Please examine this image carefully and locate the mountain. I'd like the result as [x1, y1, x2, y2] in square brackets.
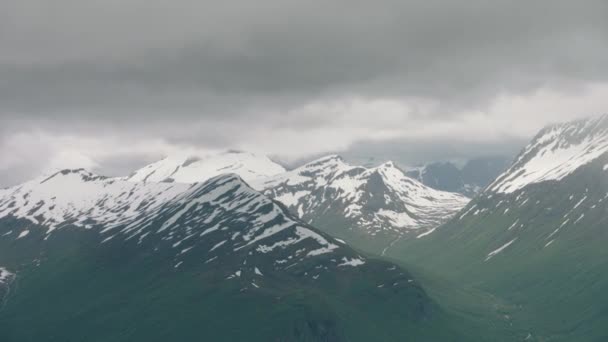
[125, 150, 286, 183]
[253, 156, 470, 255]
[389, 114, 608, 341]
[405, 156, 511, 197]
[0, 168, 470, 341]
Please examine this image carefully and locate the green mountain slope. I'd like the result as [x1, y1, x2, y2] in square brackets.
[0, 171, 475, 341]
[389, 115, 608, 341]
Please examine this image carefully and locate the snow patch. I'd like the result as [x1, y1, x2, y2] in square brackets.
[416, 227, 436, 238]
[485, 238, 517, 261]
[0, 267, 14, 283]
[210, 240, 227, 252]
[338, 257, 366, 267]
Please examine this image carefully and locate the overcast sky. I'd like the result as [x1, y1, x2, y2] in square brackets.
[1, 0, 607, 186]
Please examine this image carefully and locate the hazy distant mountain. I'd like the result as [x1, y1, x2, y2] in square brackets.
[391, 114, 608, 341]
[0, 168, 466, 341]
[254, 156, 469, 255]
[405, 156, 511, 197]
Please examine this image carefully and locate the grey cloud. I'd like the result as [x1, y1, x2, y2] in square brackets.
[1, 0, 607, 119]
[0, 0, 607, 186]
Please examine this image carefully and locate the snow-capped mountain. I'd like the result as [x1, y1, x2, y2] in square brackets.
[124, 153, 469, 255]
[390, 114, 608, 340]
[0, 169, 357, 273]
[0, 167, 452, 341]
[489, 114, 608, 194]
[125, 150, 286, 184]
[254, 155, 470, 254]
[397, 114, 608, 263]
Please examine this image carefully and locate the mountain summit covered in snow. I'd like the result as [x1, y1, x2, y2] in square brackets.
[254, 155, 470, 254]
[489, 114, 608, 194]
[125, 150, 286, 184]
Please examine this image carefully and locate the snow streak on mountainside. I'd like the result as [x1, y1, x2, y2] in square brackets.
[126, 151, 286, 184]
[0, 169, 361, 278]
[253, 155, 469, 251]
[490, 114, 608, 194]
[0, 268, 13, 284]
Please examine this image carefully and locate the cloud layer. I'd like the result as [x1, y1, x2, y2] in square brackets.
[1, 0, 607, 186]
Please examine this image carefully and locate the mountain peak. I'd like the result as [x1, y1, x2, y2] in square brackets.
[305, 154, 344, 166]
[126, 151, 286, 184]
[490, 114, 608, 194]
[257, 154, 469, 253]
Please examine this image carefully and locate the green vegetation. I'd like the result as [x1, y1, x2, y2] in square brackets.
[0, 219, 470, 342]
[388, 159, 608, 341]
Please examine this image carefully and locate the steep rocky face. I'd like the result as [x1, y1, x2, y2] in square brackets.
[254, 156, 469, 255]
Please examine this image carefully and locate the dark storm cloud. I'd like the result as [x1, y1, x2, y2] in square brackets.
[1, 0, 607, 118]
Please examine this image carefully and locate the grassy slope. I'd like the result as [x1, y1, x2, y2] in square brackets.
[0, 220, 469, 342]
[387, 160, 608, 341]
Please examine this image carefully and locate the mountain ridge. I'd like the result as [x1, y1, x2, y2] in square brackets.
[125, 150, 286, 184]
[489, 114, 608, 194]
[255, 155, 470, 254]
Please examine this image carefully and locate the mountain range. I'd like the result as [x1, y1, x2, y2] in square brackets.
[0, 169, 470, 341]
[0, 159, 487, 340]
[123, 152, 470, 255]
[1, 114, 606, 341]
[254, 156, 469, 255]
